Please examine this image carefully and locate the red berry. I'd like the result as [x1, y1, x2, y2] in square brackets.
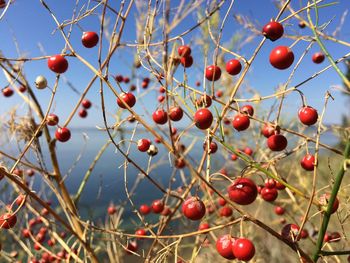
[267, 134, 288, 151]
[22, 228, 31, 238]
[137, 139, 151, 152]
[231, 154, 238, 161]
[275, 180, 287, 190]
[241, 105, 254, 116]
[300, 229, 309, 239]
[151, 200, 164, 214]
[178, 45, 191, 57]
[47, 55, 68, 74]
[205, 65, 221, 81]
[180, 56, 193, 67]
[161, 206, 171, 216]
[159, 86, 166, 93]
[82, 99, 92, 109]
[115, 75, 123, 82]
[232, 114, 250, 131]
[196, 94, 212, 108]
[19, 86, 27, 92]
[264, 178, 276, 189]
[157, 95, 165, 102]
[312, 52, 325, 64]
[135, 229, 146, 238]
[203, 141, 218, 154]
[26, 169, 35, 177]
[262, 21, 284, 41]
[174, 158, 186, 168]
[228, 178, 258, 205]
[169, 106, 183, 121]
[198, 222, 210, 231]
[299, 21, 306, 28]
[194, 108, 213, 130]
[117, 92, 136, 108]
[216, 235, 236, 260]
[274, 206, 285, 215]
[126, 241, 138, 254]
[232, 238, 255, 261]
[139, 204, 151, 215]
[182, 197, 206, 221]
[298, 106, 318, 126]
[152, 109, 168, 124]
[215, 90, 223, 97]
[244, 147, 253, 156]
[219, 206, 233, 217]
[78, 109, 88, 118]
[107, 205, 117, 215]
[195, 81, 201, 86]
[129, 85, 136, 91]
[47, 114, 59, 126]
[329, 232, 341, 242]
[226, 59, 242, 75]
[82, 32, 99, 48]
[218, 197, 227, 206]
[123, 77, 130, 83]
[15, 194, 25, 206]
[55, 127, 71, 142]
[261, 124, 280, 138]
[269, 46, 294, 70]
[324, 232, 331, 242]
[0, 213, 17, 229]
[281, 224, 300, 242]
[261, 187, 278, 202]
[319, 193, 339, 214]
[2, 87, 14, 97]
[301, 154, 315, 171]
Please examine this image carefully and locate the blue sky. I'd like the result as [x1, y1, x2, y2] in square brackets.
[0, 0, 349, 128]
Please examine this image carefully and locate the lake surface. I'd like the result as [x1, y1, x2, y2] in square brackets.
[0, 125, 342, 229]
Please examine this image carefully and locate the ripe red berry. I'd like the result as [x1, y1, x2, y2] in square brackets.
[2, 87, 14, 97]
[78, 109, 88, 118]
[151, 200, 164, 214]
[232, 114, 250, 131]
[262, 21, 284, 41]
[228, 178, 258, 205]
[312, 52, 325, 64]
[159, 86, 166, 93]
[22, 228, 31, 238]
[180, 56, 193, 67]
[107, 205, 117, 215]
[219, 206, 233, 217]
[300, 229, 309, 239]
[152, 109, 168, 124]
[231, 154, 238, 161]
[269, 46, 294, 70]
[241, 105, 254, 116]
[47, 114, 59, 126]
[264, 178, 276, 189]
[123, 77, 130, 83]
[137, 139, 151, 152]
[215, 90, 223, 97]
[301, 154, 315, 171]
[19, 86, 27, 92]
[82, 99, 92, 109]
[329, 232, 341, 242]
[135, 229, 146, 238]
[298, 106, 318, 126]
[261, 124, 280, 138]
[139, 204, 151, 215]
[281, 223, 300, 242]
[198, 222, 210, 231]
[216, 235, 236, 260]
[274, 206, 285, 215]
[0, 213, 17, 229]
[182, 197, 206, 221]
[232, 238, 255, 261]
[267, 134, 288, 151]
[26, 169, 35, 177]
[117, 92, 136, 108]
[169, 106, 183, 121]
[174, 158, 186, 168]
[55, 127, 71, 142]
[226, 59, 242, 75]
[319, 193, 339, 214]
[178, 45, 191, 57]
[244, 147, 253, 156]
[196, 94, 212, 108]
[261, 187, 278, 202]
[218, 197, 227, 206]
[47, 55, 68, 74]
[115, 75, 123, 82]
[205, 65, 221, 81]
[81, 32, 99, 48]
[275, 180, 287, 190]
[194, 108, 213, 130]
[161, 206, 171, 216]
[126, 241, 138, 254]
[203, 141, 218, 154]
[157, 95, 165, 103]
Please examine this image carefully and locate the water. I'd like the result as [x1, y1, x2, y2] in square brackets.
[0, 125, 341, 229]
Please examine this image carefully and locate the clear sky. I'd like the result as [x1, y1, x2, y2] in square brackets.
[0, 0, 349, 128]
